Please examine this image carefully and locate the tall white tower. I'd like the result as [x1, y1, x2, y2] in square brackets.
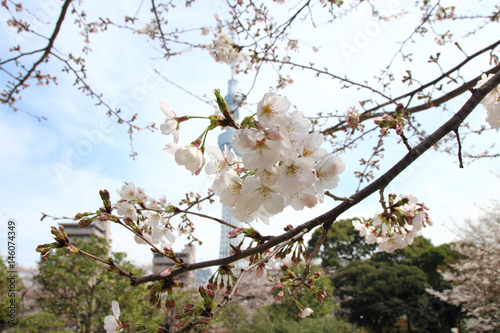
[218, 70, 245, 260]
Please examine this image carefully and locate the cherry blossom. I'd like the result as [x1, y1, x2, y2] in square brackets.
[256, 92, 291, 128]
[353, 193, 433, 253]
[345, 108, 360, 129]
[204, 145, 237, 176]
[159, 101, 181, 143]
[427, 207, 500, 331]
[278, 157, 317, 196]
[212, 169, 243, 207]
[314, 155, 346, 202]
[103, 301, 123, 333]
[280, 111, 310, 144]
[476, 73, 500, 106]
[164, 142, 205, 175]
[236, 176, 285, 216]
[475, 73, 500, 129]
[161, 91, 346, 224]
[206, 30, 248, 65]
[486, 103, 500, 129]
[118, 182, 137, 201]
[299, 307, 314, 318]
[133, 212, 176, 246]
[116, 202, 137, 221]
[296, 132, 327, 161]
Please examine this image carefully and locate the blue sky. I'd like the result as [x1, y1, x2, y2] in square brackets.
[1, 0, 499, 270]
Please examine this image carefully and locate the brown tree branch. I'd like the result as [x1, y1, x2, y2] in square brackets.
[2, 0, 72, 105]
[322, 63, 500, 135]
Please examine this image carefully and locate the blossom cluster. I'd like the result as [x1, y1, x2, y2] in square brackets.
[475, 73, 500, 129]
[205, 30, 248, 65]
[344, 107, 360, 130]
[352, 193, 433, 253]
[161, 92, 345, 224]
[114, 182, 176, 246]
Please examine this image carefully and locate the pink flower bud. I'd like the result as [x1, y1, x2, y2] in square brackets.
[182, 303, 195, 311]
[256, 263, 267, 278]
[228, 227, 244, 239]
[165, 298, 176, 310]
[160, 267, 173, 277]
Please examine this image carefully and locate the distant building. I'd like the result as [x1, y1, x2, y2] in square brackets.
[218, 71, 245, 263]
[152, 244, 196, 289]
[58, 220, 110, 242]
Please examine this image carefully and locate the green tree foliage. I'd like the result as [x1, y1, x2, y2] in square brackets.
[245, 306, 366, 333]
[308, 219, 376, 269]
[273, 264, 336, 318]
[213, 264, 366, 333]
[1, 257, 12, 330]
[371, 237, 463, 331]
[34, 236, 162, 333]
[312, 220, 464, 332]
[10, 312, 65, 333]
[332, 260, 428, 333]
[371, 236, 435, 265]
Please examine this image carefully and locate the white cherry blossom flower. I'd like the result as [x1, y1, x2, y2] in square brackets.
[345, 108, 360, 129]
[164, 142, 205, 175]
[201, 26, 210, 36]
[162, 90, 349, 225]
[474, 73, 500, 129]
[296, 132, 327, 161]
[378, 234, 407, 253]
[212, 169, 243, 207]
[205, 145, 237, 176]
[281, 111, 310, 143]
[256, 165, 280, 186]
[135, 187, 148, 203]
[354, 194, 433, 252]
[257, 92, 291, 128]
[119, 182, 137, 200]
[103, 301, 123, 333]
[299, 307, 314, 318]
[277, 157, 317, 196]
[116, 202, 137, 221]
[475, 73, 500, 106]
[228, 205, 272, 224]
[236, 176, 284, 216]
[287, 185, 318, 210]
[159, 101, 180, 143]
[314, 155, 346, 202]
[486, 103, 500, 129]
[241, 136, 282, 170]
[352, 220, 371, 238]
[134, 212, 177, 246]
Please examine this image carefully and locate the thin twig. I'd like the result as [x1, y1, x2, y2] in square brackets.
[2, 0, 72, 105]
[290, 226, 329, 301]
[179, 210, 237, 229]
[77, 249, 134, 279]
[400, 133, 413, 152]
[454, 128, 464, 168]
[324, 191, 354, 203]
[174, 230, 308, 332]
[379, 188, 388, 214]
